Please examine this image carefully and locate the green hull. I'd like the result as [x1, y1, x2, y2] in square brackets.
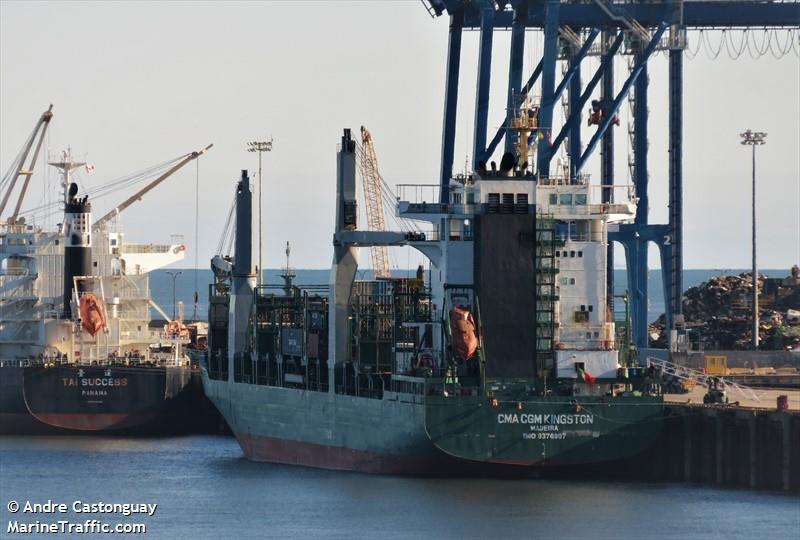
[425, 394, 663, 465]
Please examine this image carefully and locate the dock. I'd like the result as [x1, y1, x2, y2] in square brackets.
[637, 390, 800, 492]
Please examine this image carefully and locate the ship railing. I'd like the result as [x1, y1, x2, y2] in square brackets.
[0, 277, 37, 299]
[0, 355, 71, 368]
[352, 371, 385, 400]
[390, 227, 440, 242]
[67, 356, 185, 368]
[548, 203, 636, 218]
[0, 223, 41, 235]
[396, 184, 439, 205]
[0, 354, 187, 368]
[537, 174, 590, 186]
[154, 355, 190, 368]
[555, 339, 617, 351]
[119, 243, 177, 254]
[0, 267, 35, 277]
[398, 201, 482, 217]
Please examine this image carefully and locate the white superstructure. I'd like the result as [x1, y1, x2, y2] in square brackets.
[391, 146, 638, 385]
[0, 151, 187, 363]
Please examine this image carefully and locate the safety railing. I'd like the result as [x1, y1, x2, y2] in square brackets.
[396, 184, 440, 205]
[120, 243, 178, 254]
[537, 174, 590, 186]
[549, 202, 636, 218]
[0, 355, 189, 368]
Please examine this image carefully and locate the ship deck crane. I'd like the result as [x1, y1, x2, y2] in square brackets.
[357, 126, 391, 279]
[92, 144, 213, 231]
[0, 104, 54, 223]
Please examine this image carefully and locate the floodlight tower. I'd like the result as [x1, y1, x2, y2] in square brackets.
[740, 129, 767, 350]
[247, 138, 273, 285]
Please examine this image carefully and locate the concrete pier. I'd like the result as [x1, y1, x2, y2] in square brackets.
[642, 404, 800, 492]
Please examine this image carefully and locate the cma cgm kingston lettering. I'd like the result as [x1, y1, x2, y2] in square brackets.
[200, 121, 665, 475]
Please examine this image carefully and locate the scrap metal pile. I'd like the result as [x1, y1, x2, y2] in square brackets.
[649, 266, 800, 350]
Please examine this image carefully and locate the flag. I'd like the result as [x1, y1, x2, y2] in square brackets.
[85, 164, 95, 173]
[577, 367, 597, 385]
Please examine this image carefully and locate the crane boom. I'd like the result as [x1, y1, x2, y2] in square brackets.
[0, 104, 54, 222]
[358, 126, 391, 279]
[93, 143, 212, 231]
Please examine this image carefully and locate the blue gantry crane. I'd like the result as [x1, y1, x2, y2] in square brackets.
[423, 0, 800, 352]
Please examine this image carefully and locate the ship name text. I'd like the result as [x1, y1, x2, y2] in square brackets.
[496, 413, 594, 425]
[61, 377, 128, 387]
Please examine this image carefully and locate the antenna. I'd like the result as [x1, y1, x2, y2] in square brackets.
[280, 240, 295, 295]
[247, 138, 274, 287]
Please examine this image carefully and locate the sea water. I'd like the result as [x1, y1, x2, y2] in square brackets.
[0, 435, 797, 540]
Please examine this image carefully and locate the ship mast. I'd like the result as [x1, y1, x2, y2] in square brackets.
[47, 149, 86, 227]
[280, 241, 295, 295]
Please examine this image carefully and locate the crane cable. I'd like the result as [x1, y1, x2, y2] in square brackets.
[17, 154, 187, 222]
[354, 141, 428, 275]
[216, 194, 236, 257]
[193, 157, 200, 320]
[686, 28, 798, 61]
[0, 122, 40, 202]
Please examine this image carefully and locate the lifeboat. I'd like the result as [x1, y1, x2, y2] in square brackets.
[79, 293, 107, 337]
[449, 306, 479, 361]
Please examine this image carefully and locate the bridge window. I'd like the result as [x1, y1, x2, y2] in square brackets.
[549, 194, 557, 205]
[555, 221, 577, 241]
[559, 193, 573, 205]
[574, 194, 587, 205]
[574, 311, 589, 323]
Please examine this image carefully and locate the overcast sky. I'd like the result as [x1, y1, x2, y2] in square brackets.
[1, 1, 798, 271]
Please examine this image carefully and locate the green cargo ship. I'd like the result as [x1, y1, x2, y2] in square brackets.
[200, 124, 664, 474]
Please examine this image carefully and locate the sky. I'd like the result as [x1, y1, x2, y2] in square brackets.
[1, 1, 798, 271]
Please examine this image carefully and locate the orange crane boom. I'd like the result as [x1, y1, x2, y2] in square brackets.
[358, 127, 391, 279]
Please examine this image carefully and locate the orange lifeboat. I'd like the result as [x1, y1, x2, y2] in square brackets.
[449, 306, 479, 361]
[79, 293, 107, 337]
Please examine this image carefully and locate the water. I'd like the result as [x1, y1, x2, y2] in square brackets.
[0, 436, 797, 540]
[150, 268, 793, 324]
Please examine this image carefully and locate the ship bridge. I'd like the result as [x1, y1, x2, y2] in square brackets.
[423, 0, 800, 352]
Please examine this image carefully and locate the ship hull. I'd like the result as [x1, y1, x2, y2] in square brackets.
[424, 394, 663, 466]
[0, 364, 194, 434]
[202, 370, 663, 475]
[0, 366, 61, 434]
[203, 372, 452, 475]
